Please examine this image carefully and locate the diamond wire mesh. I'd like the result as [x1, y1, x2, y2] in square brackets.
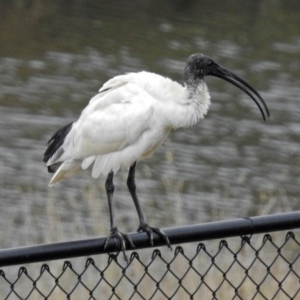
[1, 231, 300, 300]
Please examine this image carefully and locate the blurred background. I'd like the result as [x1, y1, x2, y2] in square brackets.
[0, 0, 300, 251]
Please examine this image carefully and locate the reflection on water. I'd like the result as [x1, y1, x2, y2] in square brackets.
[0, 1, 300, 249]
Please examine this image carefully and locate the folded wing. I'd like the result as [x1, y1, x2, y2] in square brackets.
[44, 79, 156, 185]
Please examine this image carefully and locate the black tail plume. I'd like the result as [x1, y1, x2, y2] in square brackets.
[43, 122, 74, 171]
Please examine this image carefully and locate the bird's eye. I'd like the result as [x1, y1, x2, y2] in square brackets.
[207, 60, 212, 66]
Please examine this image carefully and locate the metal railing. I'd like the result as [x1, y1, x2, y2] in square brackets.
[1, 211, 300, 299]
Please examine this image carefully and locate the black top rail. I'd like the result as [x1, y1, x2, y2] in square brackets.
[1, 211, 300, 267]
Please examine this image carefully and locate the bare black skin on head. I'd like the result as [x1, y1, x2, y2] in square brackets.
[184, 53, 270, 120]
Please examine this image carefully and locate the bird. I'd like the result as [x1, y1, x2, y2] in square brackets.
[43, 53, 270, 261]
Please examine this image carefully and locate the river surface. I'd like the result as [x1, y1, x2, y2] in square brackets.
[0, 1, 300, 249]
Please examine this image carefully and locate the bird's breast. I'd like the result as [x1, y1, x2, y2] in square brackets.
[140, 128, 171, 159]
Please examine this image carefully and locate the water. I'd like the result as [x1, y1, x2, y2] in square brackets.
[0, 1, 300, 250]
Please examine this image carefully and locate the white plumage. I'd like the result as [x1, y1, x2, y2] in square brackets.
[47, 71, 210, 185]
[44, 54, 269, 259]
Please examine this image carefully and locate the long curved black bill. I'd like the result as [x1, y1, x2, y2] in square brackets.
[211, 65, 270, 121]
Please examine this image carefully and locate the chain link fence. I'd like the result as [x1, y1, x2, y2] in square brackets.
[1, 230, 300, 300]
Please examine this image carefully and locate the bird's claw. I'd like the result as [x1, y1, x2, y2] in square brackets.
[137, 224, 172, 250]
[104, 227, 135, 263]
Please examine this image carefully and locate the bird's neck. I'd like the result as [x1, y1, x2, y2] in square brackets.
[171, 81, 211, 129]
[160, 81, 210, 130]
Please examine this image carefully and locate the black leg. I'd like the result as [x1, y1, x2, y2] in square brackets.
[127, 162, 171, 249]
[105, 172, 116, 229]
[104, 172, 134, 263]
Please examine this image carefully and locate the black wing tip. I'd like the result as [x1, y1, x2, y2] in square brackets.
[47, 166, 55, 173]
[43, 121, 74, 164]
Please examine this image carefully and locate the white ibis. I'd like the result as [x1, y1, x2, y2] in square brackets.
[43, 54, 269, 261]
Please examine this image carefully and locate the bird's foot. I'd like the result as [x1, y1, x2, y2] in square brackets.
[137, 223, 172, 250]
[104, 227, 135, 263]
